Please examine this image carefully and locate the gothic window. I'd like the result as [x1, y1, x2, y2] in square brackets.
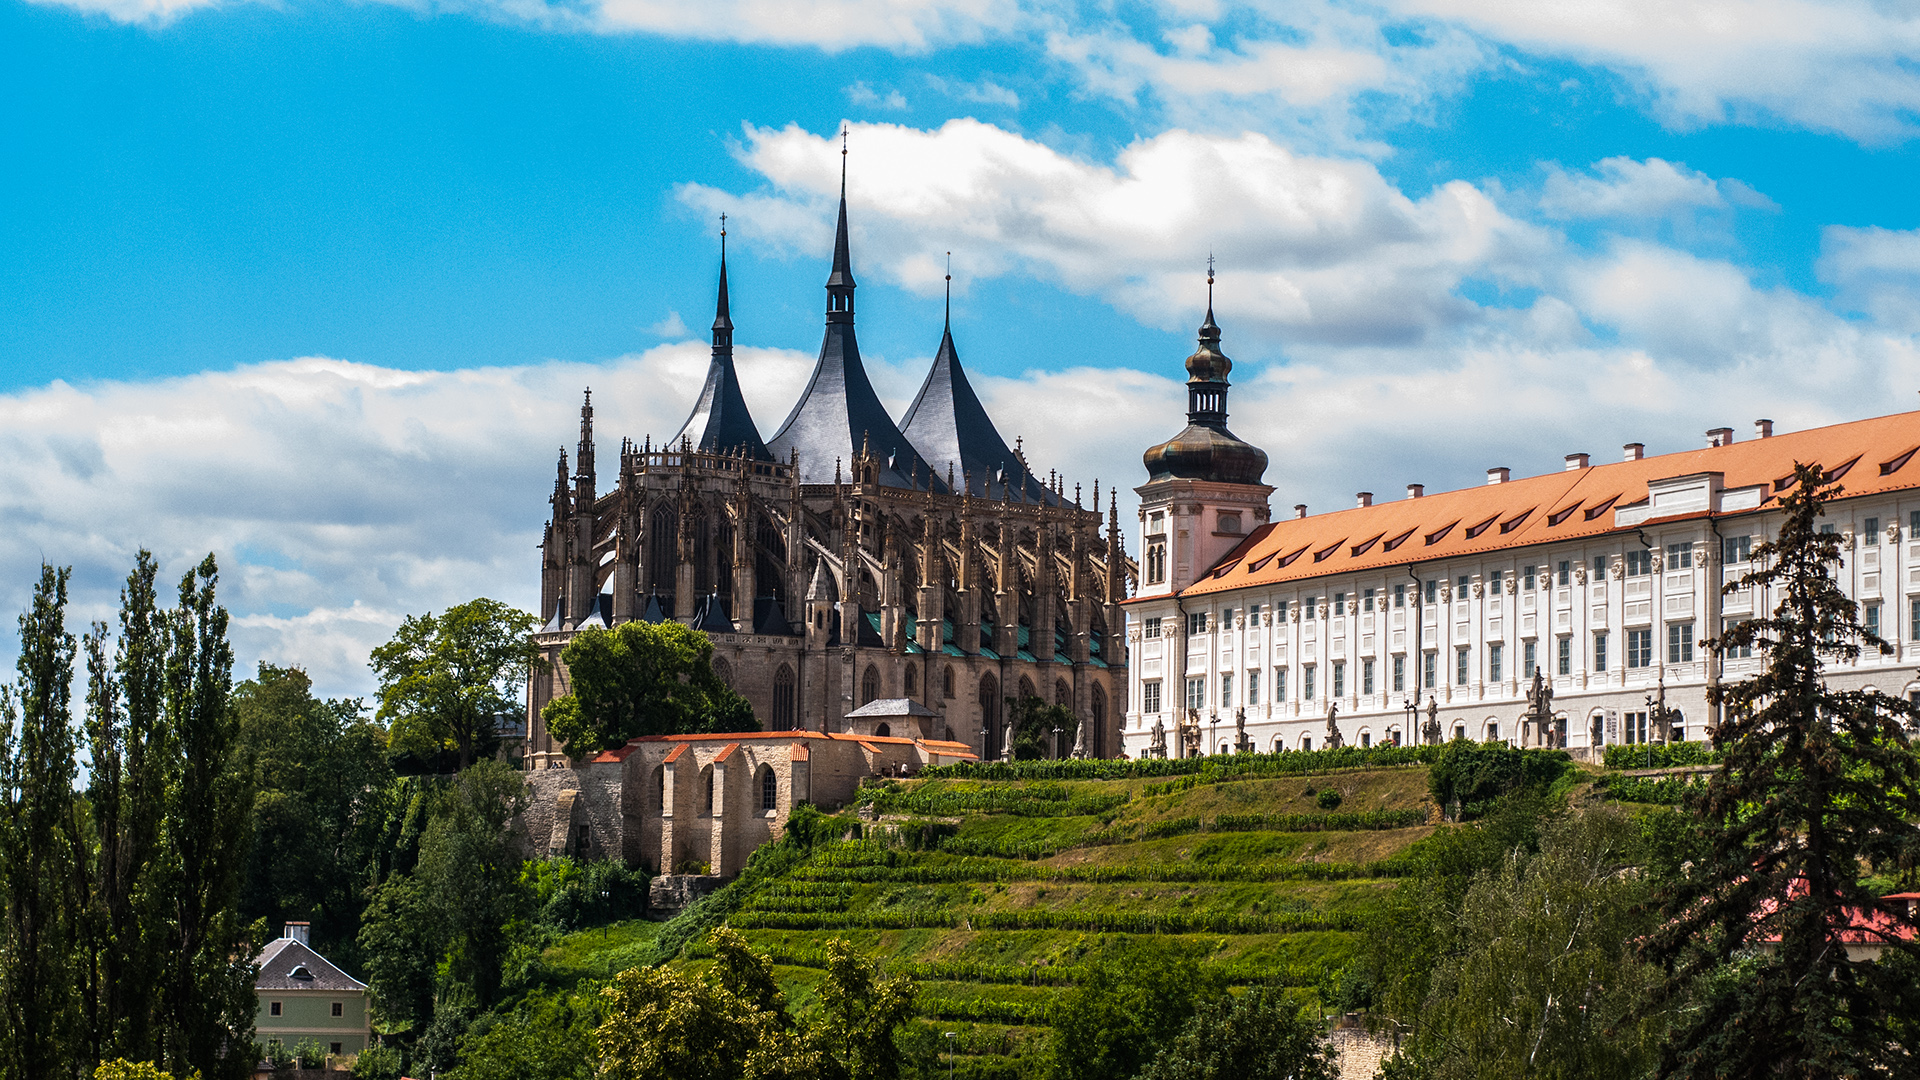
[1019, 676, 1037, 704]
[862, 666, 880, 705]
[715, 518, 735, 605]
[1146, 541, 1167, 585]
[979, 674, 1000, 754]
[876, 723, 891, 738]
[1055, 679, 1070, 706]
[942, 666, 955, 699]
[758, 765, 777, 812]
[1090, 683, 1107, 757]
[904, 666, 918, 695]
[693, 512, 712, 597]
[757, 516, 787, 604]
[652, 765, 665, 812]
[772, 665, 796, 729]
[713, 656, 732, 689]
[648, 504, 678, 596]
[700, 766, 714, 816]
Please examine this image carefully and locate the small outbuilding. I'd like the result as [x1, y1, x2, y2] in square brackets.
[253, 922, 371, 1062]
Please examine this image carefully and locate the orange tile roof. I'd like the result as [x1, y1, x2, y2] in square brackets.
[789, 742, 810, 761]
[712, 742, 741, 763]
[1165, 409, 1920, 599]
[591, 729, 979, 761]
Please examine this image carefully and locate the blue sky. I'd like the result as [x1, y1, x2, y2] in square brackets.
[9, 0, 1920, 696]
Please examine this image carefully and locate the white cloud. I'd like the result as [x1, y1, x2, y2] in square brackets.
[1539, 157, 1730, 220]
[1819, 224, 1920, 331]
[682, 119, 1552, 348]
[648, 310, 689, 337]
[848, 82, 911, 109]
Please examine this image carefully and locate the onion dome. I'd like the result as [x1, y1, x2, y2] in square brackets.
[1143, 291, 1268, 486]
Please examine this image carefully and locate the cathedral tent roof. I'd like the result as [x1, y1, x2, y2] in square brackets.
[900, 321, 1051, 502]
[767, 177, 945, 491]
[672, 246, 772, 460]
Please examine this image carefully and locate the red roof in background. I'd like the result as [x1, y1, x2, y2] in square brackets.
[586, 729, 979, 763]
[1752, 881, 1919, 946]
[1168, 409, 1920, 599]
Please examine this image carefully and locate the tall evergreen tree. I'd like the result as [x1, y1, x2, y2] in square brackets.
[153, 556, 256, 1080]
[0, 564, 83, 1079]
[1642, 463, 1920, 1078]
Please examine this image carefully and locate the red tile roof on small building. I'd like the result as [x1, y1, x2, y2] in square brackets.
[1156, 409, 1920, 600]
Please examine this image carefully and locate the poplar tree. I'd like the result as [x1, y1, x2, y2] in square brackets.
[1642, 463, 1920, 1078]
[0, 564, 83, 1079]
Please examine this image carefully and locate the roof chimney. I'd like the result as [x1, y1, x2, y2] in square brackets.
[1486, 467, 1510, 485]
[1623, 442, 1644, 462]
[283, 922, 310, 946]
[1293, 504, 1307, 520]
[1356, 492, 1373, 508]
[1755, 418, 1774, 439]
[1707, 427, 1734, 447]
[1564, 453, 1589, 471]
[1406, 483, 1424, 499]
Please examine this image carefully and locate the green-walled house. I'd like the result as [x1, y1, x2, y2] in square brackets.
[253, 922, 370, 1061]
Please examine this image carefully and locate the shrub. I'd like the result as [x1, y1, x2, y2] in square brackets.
[1426, 741, 1574, 819]
[351, 1046, 405, 1080]
[1601, 741, 1721, 769]
[1315, 789, 1343, 811]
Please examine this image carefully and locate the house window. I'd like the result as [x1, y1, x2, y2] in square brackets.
[1627, 628, 1653, 668]
[331, 1002, 343, 1018]
[1557, 637, 1571, 676]
[1142, 681, 1162, 714]
[1455, 647, 1469, 685]
[1593, 632, 1608, 671]
[943, 667, 955, 699]
[330, 1043, 342, 1057]
[1248, 603, 1262, 621]
[1592, 555, 1607, 578]
[1363, 587, 1376, 611]
[1425, 579, 1439, 604]
[1144, 617, 1162, 639]
[1275, 667, 1288, 701]
[1146, 541, 1166, 585]
[1556, 561, 1570, 587]
[1185, 677, 1206, 711]
[1247, 670, 1260, 705]
[1332, 662, 1346, 698]
[1623, 711, 1648, 744]
[1523, 641, 1537, 678]
[861, 665, 879, 705]
[1392, 655, 1405, 693]
[1866, 603, 1883, 637]
[1668, 623, 1694, 663]
[1362, 659, 1375, 695]
[1422, 652, 1436, 690]
[1221, 673, 1234, 709]
[1333, 593, 1346, 616]
[1626, 549, 1651, 577]
[1488, 644, 1502, 683]
[1221, 607, 1236, 627]
[1722, 619, 1752, 659]
[270, 1002, 282, 1017]
[1275, 599, 1289, 620]
[1490, 570, 1503, 591]
[1187, 612, 1208, 636]
[1361, 731, 1372, 748]
[1304, 666, 1317, 701]
[1486, 722, 1500, 742]
[1722, 536, 1751, 565]
[1667, 543, 1693, 569]
[1393, 584, 1406, 608]
[1911, 510, 1920, 534]
[1865, 518, 1881, 544]
[1524, 566, 1537, 591]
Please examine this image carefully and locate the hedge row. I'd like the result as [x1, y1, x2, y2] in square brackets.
[729, 910, 960, 931]
[917, 996, 1051, 1024]
[1603, 742, 1722, 769]
[1600, 774, 1707, 805]
[791, 855, 1412, 885]
[863, 781, 1132, 819]
[934, 809, 1427, 858]
[966, 909, 1356, 935]
[921, 745, 1444, 783]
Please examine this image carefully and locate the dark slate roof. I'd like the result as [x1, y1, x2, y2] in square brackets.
[255, 937, 367, 992]
[692, 593, 735, 634]
[899, 321, 1051, 503]
[641, 594, 669, 624]
[672, 254, 772, 460]
[767, 187, 946, 491]
[751, 596, 797, 636]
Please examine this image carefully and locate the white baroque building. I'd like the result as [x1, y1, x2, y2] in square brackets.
[1123, 298, 1920, 760]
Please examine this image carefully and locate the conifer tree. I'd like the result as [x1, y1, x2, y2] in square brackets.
[1642, 463, 1920, 1078]
[0, 564, 84, 1079]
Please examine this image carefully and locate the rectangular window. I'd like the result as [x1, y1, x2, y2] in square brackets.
[1593, 555, 1607, 578]
[1247, 670, 1260, 705]
[1304, 597, 1318, 617]
[1142, 681, 1162, 713]
[1821, 524, 1837, 534]
[1866, 603, 1882, 637]
[1457, 574, 1470, 594]
[1722, 619, 1752, 659]
[1524, 566, 1537, 590]
[1627, 628, 1653, 668]
[1275, 599, 1289, 620]
[1143, 617, 1162, 639]
[1524, 641, 1537, 678]
[1248, 603, 1261, 621]
[1188, 612, 1208, 636]
[1668, 623, 1694, 663]
[1146, 540, 1166, 585]
[1423, 652, 1437, 689]
[1425, 579, 1439, 604]
[1623, 711, 1647, 745]
[1667, 543, 1693, 569]
[331, 1002, 344, 1018]
[1363, 587, 1376, 611]
[1303, 666, 1317, 701]
[1722, 535, 1751, 565]
[1556, 561, 1570, 586]
[1865, 518, 1881, 544]
[1275, 667, 1287, 701]
[1911, 510, 1920, 534]
[1490, 569, 1504, 591]
[1333, 662, 1346, 697]
[1392, 655, 1406, 693]
[1557, 636, 1572, 676]
[1221, 673, 1234, 709]
[1488, 643, 1503, 683]
[1626, 549, 1651, 576]
[1186, 677, 1206, 711]
[1362, 659, 1376, 695]
[1393, 583, 1406, 608]
[270, 1002, 282, 1017]
[1333, 593, 1346, 616]
[1593, 632, 1608, 671]
[1456, 647, 1470, 685]
[1913, 597, 1920, 641]
[1221, 607, 1236, 628]
[331, 1043, 343, 1056]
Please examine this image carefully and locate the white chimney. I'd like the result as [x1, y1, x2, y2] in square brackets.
[1564, 453, 1589, 471]
[1356, 492, 1373, 508]
[1293, 504, 1308, 520]
[283, 922, 310, 946]
[1624, 442, 1645, 462]
[1406, 483, 1424, 499]
[1755, 418, 1774, 439]
[1707, 427, 1734, 447]
[1486, 467, 1510, 485]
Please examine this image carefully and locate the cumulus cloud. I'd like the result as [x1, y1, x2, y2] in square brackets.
[1819, 225, 1920, 331]
[1539, 157, 1731, 220]
[682, 119, 1552, 349]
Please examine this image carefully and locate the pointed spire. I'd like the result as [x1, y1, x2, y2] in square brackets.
[825, 126, 856, 309]
[671, 222, 770, 460]
[575, 390, 596, 503]
[713, 214, 733, 345]
[944, 251, 952, 331]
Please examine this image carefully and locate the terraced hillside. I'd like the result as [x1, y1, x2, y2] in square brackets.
[656, 748, 1491, 1080]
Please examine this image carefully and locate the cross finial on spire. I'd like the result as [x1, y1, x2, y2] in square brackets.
[944, 251, 952, 326]
[720, 212, 727, 251]
[840, 125, 849, 192]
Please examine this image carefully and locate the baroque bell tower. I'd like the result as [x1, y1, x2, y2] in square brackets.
[1137, 268, 1273, 600]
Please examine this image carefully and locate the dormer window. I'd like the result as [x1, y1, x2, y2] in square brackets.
[290, 965, 313, 981]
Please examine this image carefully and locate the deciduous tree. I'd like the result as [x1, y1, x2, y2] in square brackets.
[542, 620, 751, 755]
[1137, 984, 1335, 1080]
[370, 599, 540, 771]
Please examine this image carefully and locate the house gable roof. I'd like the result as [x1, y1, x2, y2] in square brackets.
[254, 937, 367, 993]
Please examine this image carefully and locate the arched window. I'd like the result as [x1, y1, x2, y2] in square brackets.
[773, 665, 796, 730]
[943, 666, 955, 699]
[1019, 676, 1037, 703]
[713, 656, 733, 689]
[692, 510, 712, 597]
[979, 674, 1000, 756]
[758, 764, 777, 812]
[1359, 730, 1372, 748]
[1091, 684, 1107, 757]
[862, 666, 880, 705]
[648, 504, 678, 596]
[652, 765, 665, 812]
[1589, 711, 1604, 748]
[1669, 709, 1686, 743]
[700, 766, 715, 816]
[905, 666, 918, 695]
[1453, 723, 1466, 741]
[1485, 721, 1500, 742]
[1300, 735, 1313, 751]
[876, 723, 891, 738]
[1055, 679, 1071, 706]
